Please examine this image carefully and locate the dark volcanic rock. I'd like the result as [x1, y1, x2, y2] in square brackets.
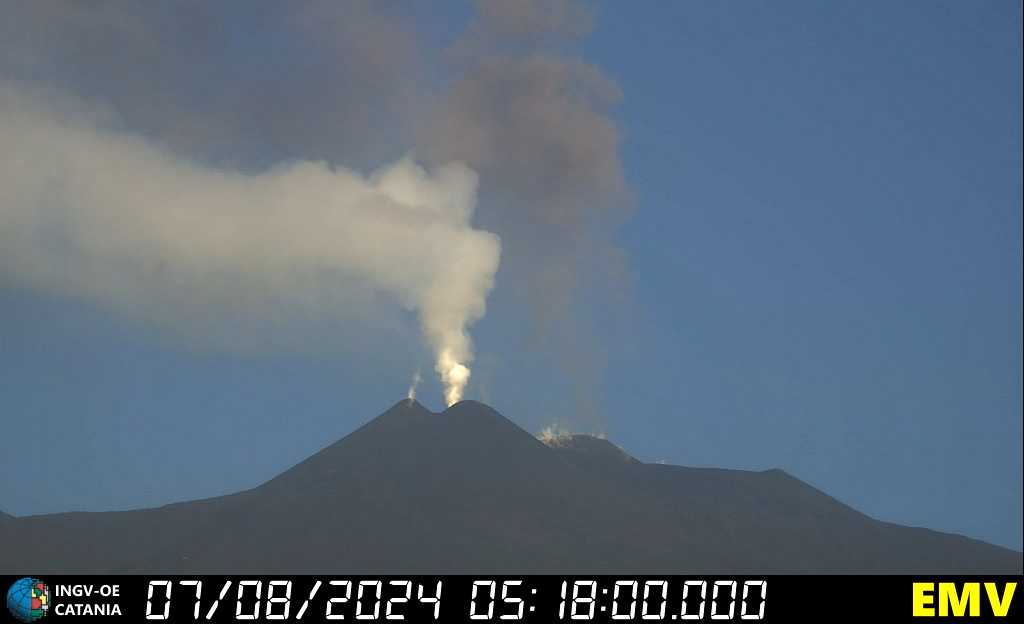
[1, 400, 1020, 573]
[549, 434, 639, 466]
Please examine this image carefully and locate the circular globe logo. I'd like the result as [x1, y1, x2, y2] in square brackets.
[6, 577, 50, 623]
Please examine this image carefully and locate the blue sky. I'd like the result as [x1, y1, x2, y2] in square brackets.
[1, 1, 1020, 550]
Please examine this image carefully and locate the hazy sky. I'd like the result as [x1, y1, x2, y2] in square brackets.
[1, 1, 1020, 550]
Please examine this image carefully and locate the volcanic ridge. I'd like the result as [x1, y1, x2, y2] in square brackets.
[1, 400, 1019, 573]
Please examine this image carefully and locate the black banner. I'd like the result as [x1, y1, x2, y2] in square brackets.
[2, 575, 1020, 624]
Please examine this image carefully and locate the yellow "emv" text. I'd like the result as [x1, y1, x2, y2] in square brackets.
[912, 582, 1016, 617]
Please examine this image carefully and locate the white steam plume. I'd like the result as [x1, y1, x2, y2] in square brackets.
[0, 82, 500, 405]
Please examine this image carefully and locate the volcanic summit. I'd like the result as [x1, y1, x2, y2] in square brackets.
[1, 400, 1019, 573]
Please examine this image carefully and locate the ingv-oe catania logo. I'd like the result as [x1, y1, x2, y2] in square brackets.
[6, 577, 50, 623]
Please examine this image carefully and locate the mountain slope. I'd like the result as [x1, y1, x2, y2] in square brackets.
[1, 401, 1020, 573]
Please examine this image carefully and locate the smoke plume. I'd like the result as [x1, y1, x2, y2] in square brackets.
[0, 0, 633, 414]
[419, 0, 632, 423]
[0, 83, 499, 405]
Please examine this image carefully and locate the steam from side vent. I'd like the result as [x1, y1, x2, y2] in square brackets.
[0, 82, 501, 405]
[538, 425, 574, 447]
[538, 425, 609, 448]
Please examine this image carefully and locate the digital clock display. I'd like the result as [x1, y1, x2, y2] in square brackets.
[142, 576, 767, 622]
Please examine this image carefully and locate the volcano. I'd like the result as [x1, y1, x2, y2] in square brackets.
[1, 400, 1020, 573]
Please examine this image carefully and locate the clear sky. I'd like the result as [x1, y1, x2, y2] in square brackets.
[1, 1, 1021, 550]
